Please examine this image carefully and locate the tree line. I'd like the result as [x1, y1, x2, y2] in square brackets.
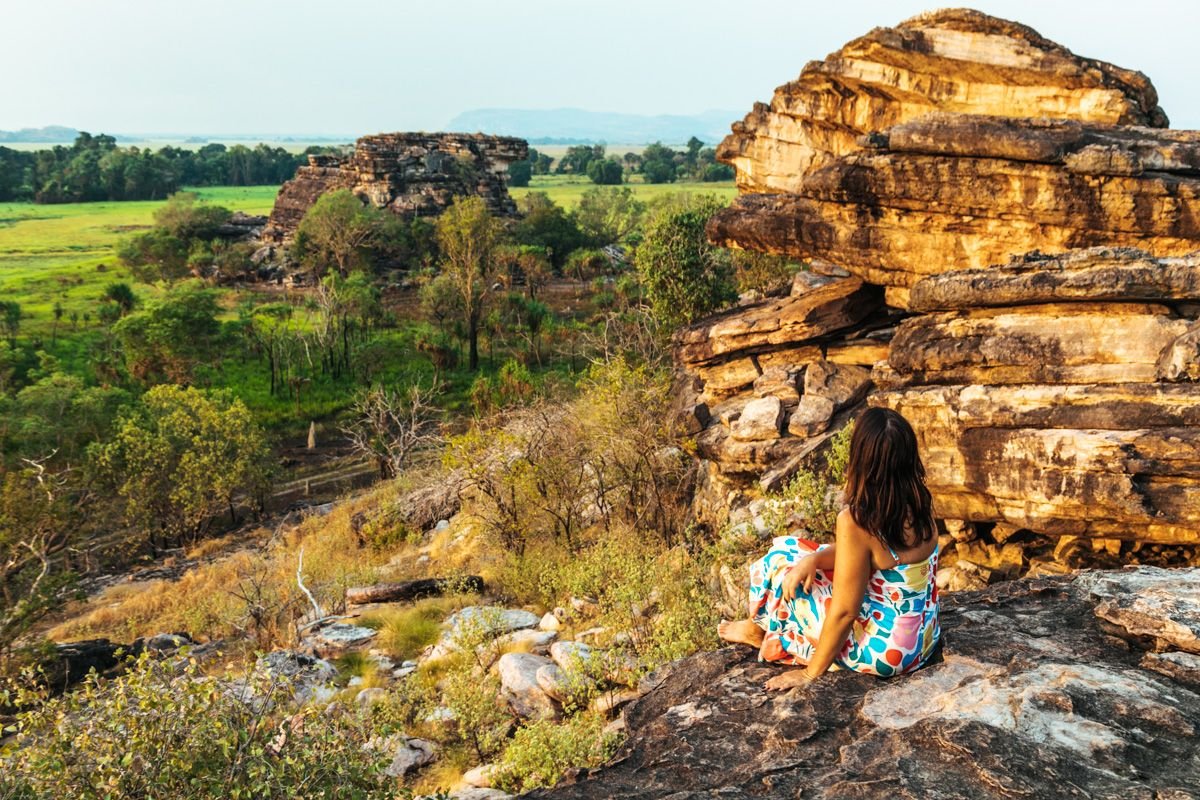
[0, 132, 342, 203]
[507, 138, 735, 187]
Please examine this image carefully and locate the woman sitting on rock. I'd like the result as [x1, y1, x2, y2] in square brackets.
[718, 406, 941, 689]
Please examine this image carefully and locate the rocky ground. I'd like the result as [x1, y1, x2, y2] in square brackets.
[530, 567, 1200, 800]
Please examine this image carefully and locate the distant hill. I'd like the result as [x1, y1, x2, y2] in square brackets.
[0, 125, 81, 143]
[445, 108, 739, 146]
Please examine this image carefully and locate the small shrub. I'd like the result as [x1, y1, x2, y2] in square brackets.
[1, 653, 392, 799]
[767, 420, 854, 541]
[359, 598, 457, 661]
[440, 663, 512, 762]
[491, 713, 621, 793]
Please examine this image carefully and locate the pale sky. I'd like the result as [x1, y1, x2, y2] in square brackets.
[2, 0, 1198, 136]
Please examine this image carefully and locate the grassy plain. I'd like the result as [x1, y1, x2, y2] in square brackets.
[0, 186, 279, 336]
[511, 174, 736, 209]
[0, 178, 736, 433]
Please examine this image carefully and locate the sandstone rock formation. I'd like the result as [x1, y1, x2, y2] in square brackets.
[679, 9, 1200, 557]
[530, 567, 1200, 800]
[260, 132, 528, 245]
[707, 9, 1200, 297]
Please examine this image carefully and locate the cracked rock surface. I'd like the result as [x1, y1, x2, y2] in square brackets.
[529, 568, 1200, 799]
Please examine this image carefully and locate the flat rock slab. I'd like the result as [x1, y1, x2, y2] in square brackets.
[1077, 567, 1200, 653]
[527, 568, 1200, 800]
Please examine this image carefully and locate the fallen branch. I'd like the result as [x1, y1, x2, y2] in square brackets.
[345, 575, 485, 606]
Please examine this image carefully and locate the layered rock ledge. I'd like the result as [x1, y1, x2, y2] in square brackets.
[531, 567, 1200, 800]
[706, 9, 1200, 295]
[261, 132, 528, 245]
[679, 9, 1200, 557]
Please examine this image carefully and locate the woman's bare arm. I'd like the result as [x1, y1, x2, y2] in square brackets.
[802, 510, 871, 679]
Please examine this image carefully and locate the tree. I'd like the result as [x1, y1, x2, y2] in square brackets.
[291, 189, 406, 277]
[574, 186, 645, 246]
[112, 284, 222, 383]
[555, 144, 604, 175]
[508, 159, 532, 188]
[102, 282, 138, 316]
[341, 383, 443, 479]
[586, 158, 623, 186]
[635, 196, 737, 328]
[1, 301, 20, 343]
[0, 458, 81, 656]
[436, 196, 503, 371]
[640, 142, 678, 184]
[512, 192, 584, 268]
[92, 385, 272, 548]
[641, 159, 676, 184]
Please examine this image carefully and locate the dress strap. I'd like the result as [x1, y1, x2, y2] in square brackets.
[885, 541, 901, 566]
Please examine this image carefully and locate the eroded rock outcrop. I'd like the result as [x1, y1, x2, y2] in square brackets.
[681, 10, 1200, 555]
[707, 9, 1200, 296]
[261, 132, 527, 245]
[530, 568, 1200, 800]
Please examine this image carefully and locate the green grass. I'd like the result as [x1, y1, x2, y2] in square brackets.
[0, 186, 279, 337]
[510, 174, 736, 209]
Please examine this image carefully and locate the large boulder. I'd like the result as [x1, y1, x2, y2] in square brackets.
[528, 568, 1200, 799]
[497, 652, 559, 720]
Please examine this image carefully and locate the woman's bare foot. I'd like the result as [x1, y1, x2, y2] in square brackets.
[717, 619, 765, 649]
[764, 669, 815, 691]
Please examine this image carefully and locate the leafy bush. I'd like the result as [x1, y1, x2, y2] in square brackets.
[769, 420, 854, 541]
[491, 713, 621, 793]
[635, 196, 737, 328]
[0, 653, 393, 799]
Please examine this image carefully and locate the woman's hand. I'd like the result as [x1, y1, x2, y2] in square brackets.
[764, 668, 818, 691]
[782, 555, 818, 601]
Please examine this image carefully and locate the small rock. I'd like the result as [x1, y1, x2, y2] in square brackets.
[574, 627, 608, 645]
[435, 519, 450, 532]
[424, 706, 457, 730]
[539, 612, 562, 631]
[392, 666, 417, 679]
[570, 596, 599, 616]
[383, 736, 437, 778]
[256, 650, 337, 703]
[368, 653, 396, 672]
[791, 270, 837, 297]
[348, 676, 364, 688]
[449, 789, 512, 800]
[497, 652, 559, 720]
[803, 360, 871, 409]
[535, 663, 571, 703]
[500, 629, 557, 651]
[307, 623, 378, 655]
[550, 641, 596, 671]
[752, 366, 801, 406]
[462, 763, 499, 788]
[445, 607, 540, 638]
[731, 396, 785, 442]
[143, 633, 192, 653]
[788, 394, 835, 437]
[356, 687, 387, 706]
[590, 689, 640, 715]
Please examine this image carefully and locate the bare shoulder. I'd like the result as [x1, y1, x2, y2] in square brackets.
[835, 508, 872, 543]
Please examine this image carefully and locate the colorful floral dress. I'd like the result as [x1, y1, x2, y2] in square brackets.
[748, 535, 940, 676]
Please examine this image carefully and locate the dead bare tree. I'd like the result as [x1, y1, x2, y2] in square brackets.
[340, 383, 444, 479]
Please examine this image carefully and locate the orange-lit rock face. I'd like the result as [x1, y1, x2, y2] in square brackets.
[680, 9, 1200, 546]
[707, 9, 1200, 290]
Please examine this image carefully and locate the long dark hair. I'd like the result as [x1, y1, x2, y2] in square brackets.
[843, 407, 935, 551]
